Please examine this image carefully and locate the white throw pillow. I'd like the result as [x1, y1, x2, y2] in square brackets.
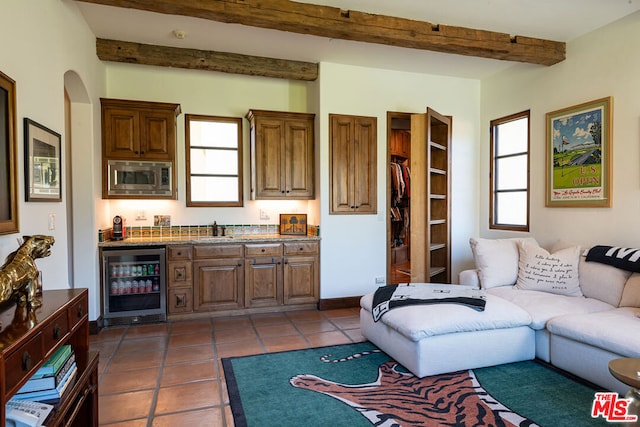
[469, 237, 539, 289]
[619, 273, 640, 308]
[515, 240, 583, 297]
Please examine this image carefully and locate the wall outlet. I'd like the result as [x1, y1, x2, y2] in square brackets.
[136, 211, 147, 221]
[375, 276, 385, 284]
[259, 209, 270, 220]
[48, 213, 55, 230]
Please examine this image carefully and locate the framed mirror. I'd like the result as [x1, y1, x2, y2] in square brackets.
[0, 70, 19, 235]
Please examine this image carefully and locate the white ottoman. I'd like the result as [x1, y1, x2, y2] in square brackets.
[360, 291, 535, 377]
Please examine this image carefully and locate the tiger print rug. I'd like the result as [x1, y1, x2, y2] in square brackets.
[222, 342, 608, 427]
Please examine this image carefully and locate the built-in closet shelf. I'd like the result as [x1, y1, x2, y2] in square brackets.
[429, 267, 447, 277]
[430, 168, 446, 175]
[430, 243, 447, 251]
[429, 219, 446, 225]
[430, 141, 447, 151]
[430, 194, 446, 200]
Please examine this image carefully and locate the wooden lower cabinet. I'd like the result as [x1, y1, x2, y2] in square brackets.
[245, 257, 283, 308]
[167, 240, 319, 316]
[194, 258, 244, 311]
[283, 255, 319, 305]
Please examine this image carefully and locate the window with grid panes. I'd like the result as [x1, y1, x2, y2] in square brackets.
[490, 111, 530, 231]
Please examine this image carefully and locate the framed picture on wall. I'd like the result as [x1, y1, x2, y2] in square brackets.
[279, 213, 307, 235]
[545, 97, 612, 207]
[24, 118, 62, 202]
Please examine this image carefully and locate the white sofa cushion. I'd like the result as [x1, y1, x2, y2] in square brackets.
[619, 273, 640, 307]
[469, 237, 538, 289]
[552, 240, 631, 306]
[360, 292, 531, 342]
[579, 255, 631, 306]
[515, 240, 582, 297]
[547, 307, 640, 357]
[488, 286, 613, 330]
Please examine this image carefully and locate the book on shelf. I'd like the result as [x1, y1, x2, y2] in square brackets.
[17, 351, 76, 393]
[31, 345, 72, 378]
[12, 363, 78, 403]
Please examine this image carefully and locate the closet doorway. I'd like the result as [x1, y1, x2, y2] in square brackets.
[387, 112, 412, 284]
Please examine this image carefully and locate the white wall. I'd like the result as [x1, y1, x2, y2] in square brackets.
[0, 1, 105, 319]
[318, 62, 480, 298]
[480, 11, 640, 256]
[102, 63, 313, 227]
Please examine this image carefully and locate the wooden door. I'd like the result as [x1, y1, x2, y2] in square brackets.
[410, 108, 451, 283]
[103, 107, 140, 158]
[283, 255, 318, 305]
[140, 109, 174, 159]
[245, 257, 282, 308]
[254, 117, 284, 198]
[284, 118, 314, 198]
[193, 258, 244, 311]
[329, 114, 377, 214]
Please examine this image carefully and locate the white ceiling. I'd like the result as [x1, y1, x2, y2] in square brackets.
[75, 0, 640, 79]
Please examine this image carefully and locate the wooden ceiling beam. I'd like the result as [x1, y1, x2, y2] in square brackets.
[96, 38, 318, 81]
[77, 0, 565, 66]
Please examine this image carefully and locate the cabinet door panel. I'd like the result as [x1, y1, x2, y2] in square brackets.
[283, 256, 318, 305]
[194, 259, 244, 311]
[245, 258, 282, 308]
[285, 120, 314, 197]
[353, 117, 377, 213]
[330, 116, 354, 212]
[104, 108, 140, 157]
[141, 111, 173, 159]
[330, 114, 377, 214]
[255, 119, 284, 197]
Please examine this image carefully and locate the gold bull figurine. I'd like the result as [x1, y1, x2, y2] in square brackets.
[0, 235, 54, 308]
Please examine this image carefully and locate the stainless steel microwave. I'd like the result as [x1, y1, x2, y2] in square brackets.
[107, 160, 172, 197]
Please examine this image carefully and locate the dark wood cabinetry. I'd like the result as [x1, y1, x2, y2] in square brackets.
[246, 110, 315, 199]
[193, 245, 245, 311]
[165, 240, 319, 318]
[0, 289, 98, 427]
[101, 98, 181, 199]
[329, 114, 377, 214]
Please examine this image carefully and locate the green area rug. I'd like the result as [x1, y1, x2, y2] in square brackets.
[223, 341, 610, 427]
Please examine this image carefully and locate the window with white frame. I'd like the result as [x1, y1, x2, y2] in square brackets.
[490, 111, 530, 231]
[185, 115, 243, 207]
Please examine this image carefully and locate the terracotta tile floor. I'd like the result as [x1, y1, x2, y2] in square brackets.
[91, 308, 364, 426]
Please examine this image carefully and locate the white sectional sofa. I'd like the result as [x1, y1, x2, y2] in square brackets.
[360, 237, 640, 395]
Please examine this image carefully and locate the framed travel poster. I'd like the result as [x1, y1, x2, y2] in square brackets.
[545, 97, 612, 207]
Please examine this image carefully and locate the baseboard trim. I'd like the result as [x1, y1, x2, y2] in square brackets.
[318, 296, 361, 310]
[89, 316, 103, 335]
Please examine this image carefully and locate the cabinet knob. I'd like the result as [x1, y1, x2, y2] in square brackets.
[261, 248, 266, 252]
[77, 306, 84, 318]
[22, 351, 32, 371]
[299, 247, 304, 251]
[53, 325, 62, 340]
[177, 251, 182, 256]
[176, 294, 186, 307]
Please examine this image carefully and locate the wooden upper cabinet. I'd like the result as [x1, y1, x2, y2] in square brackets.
[246, 109, 315, 200]
[101, 98, 181, 161]
[329, 114, 377, 214]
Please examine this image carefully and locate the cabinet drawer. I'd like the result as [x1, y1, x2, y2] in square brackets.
[70, 293, 88, 331]
[194, 244, 243, 259]
[168, 287, 193, 313]
[284, 242, 319, 255]
[168, 245, 192, 260]
[167, 261, 192, 287]
[5, 332, 44, 395]
[245, 243, 282, 257]
[43, 311, 70, 351]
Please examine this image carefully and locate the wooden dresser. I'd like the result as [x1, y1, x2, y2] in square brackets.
[0, 288, 98, 426]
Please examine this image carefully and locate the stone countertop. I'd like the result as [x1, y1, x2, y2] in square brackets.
[99, 234, 320, 248]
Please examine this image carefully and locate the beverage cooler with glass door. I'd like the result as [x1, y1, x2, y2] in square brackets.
[102, 246, 167, 325]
